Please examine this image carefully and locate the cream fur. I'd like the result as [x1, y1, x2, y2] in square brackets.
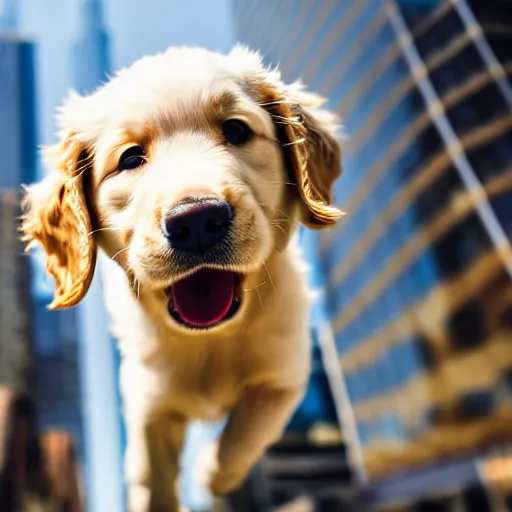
[21, 45, 343, 512]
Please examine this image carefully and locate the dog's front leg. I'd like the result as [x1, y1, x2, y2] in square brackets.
[145, 414, 187, 512]
[125, 404, 151, 512]
[208, 386, 303, 496]
[122, 365, 187, 511]
[125, 409, 187, 512]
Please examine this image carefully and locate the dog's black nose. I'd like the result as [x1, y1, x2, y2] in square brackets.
[162, 198, 233, 255]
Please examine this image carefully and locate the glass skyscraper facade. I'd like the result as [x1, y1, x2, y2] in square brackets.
[233, 0, 512, 507]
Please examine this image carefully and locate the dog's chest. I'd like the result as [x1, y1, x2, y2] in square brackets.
[168, 359, 239, 420]
[125, 345, 242, 421]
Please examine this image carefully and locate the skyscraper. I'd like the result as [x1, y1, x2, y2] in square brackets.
[233, 1, 512, 509]
[0, 0, 18, 31]
[73, 0, 110, 94]
[0, 9, 41, 510]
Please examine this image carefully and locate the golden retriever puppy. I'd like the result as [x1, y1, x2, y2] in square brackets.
[21, 45, 343, 511]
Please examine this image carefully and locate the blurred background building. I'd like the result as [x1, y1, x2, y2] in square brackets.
[1, 0, 512, 511]
[234, 1, 512, 510]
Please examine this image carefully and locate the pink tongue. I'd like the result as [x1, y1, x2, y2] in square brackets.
[171, 269, 235, 327]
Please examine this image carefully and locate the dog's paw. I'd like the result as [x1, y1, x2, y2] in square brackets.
[128, 484, 149, 512]
[195, 441, 220, 491]
[195, 441, 247, 496]
[208, 467, 246, 497]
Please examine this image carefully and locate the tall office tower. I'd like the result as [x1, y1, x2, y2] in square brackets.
[73, 0, 111, 93]
[0, 0, 18, 30]
[13, 8, 88, 495]
[233, 1, 512, 510]
[0, 19, 39, 508]
[0, 4, 87, 510]
[0, 42, 33, 393]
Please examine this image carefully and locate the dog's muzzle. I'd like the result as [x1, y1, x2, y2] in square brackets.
[161, 196, 242, 329]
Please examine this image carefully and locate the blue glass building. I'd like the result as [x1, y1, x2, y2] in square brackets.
[233, 0, 512, 508]
[0, 33, 34, 392]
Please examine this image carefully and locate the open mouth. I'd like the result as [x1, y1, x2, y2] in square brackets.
[166, 269, 242, 329]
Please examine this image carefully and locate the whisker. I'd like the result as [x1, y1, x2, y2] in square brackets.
[273, 208, 291, 220]
[88, 226, 128, 236]
[271, 223, 287, 236]
[257, 100, 296, 107]
[263, 262, 275, 292]
[266, 180, 298, 188]
[255, 286, 263, 309]
[243, 281, 268, 293]
[111, 246, 129, 261]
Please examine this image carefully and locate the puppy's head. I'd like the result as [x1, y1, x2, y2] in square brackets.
[21, 46, 343, 331]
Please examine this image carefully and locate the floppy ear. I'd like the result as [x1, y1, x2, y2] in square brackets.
[282, 84, 343, 228]
[21, 135, 97, 309]
[264, 82, 344, 229]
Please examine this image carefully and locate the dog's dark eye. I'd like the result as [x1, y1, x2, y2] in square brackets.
[222, 119, 252, 145]
[118, 146, 146, 171]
